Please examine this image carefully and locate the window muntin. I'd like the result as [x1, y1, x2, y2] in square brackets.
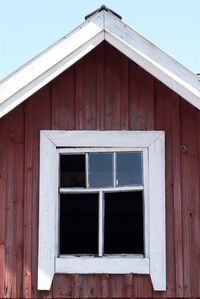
[59, 150, 145, 257]
[60, 151, 143, 189]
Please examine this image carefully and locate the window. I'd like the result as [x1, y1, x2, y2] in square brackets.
[38, 131, 166, 291]
[59, 151, 144, 256]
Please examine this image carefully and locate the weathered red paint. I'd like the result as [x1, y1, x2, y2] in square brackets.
[0, 42, 199, 298]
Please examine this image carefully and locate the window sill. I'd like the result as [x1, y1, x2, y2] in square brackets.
[55, 256, 149, 274]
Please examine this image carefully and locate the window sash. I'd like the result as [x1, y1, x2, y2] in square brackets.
[58, 148, 148, 258]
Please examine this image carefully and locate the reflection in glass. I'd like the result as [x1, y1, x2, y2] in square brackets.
[88, 153, 113, 188]
[60, 154, 85, 187]
[116, 152, 143, 186]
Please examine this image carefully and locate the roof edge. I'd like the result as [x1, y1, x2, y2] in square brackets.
[0, 8, 200, 118]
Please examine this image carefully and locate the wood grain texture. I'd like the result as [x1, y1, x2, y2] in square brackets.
[75, 59, 84, 130]
[128, 62, 154, 131]
[82, 50, 97, 130]
[0, 41, 200, 298]
[51, 67, 75, 130]
[171, 95, 184, 297]
[180, 100, 199, 297]
[0, 116, 7, 298]
[104, 43, 121, 130]
[96, 43, 105, 130]
[4, 106, 24, 298]
[197, 111, 200, 296]
[120, 55, 129, 130]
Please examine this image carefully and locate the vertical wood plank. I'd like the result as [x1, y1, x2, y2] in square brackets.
[82, 49, 97, 130]
[23, 98, 34, 298]
[120, 55, 129, 130]
[81, 274, 101, 298]
[53, 274, 73, 298]
[196, 110, 200, 297]
[171, 95, 184, 297]
[104, 43, 121, 130]
[51, 66, 75, 130]
[5, 112, 17, 298]
[101, 274, 109, 298]
[134, 274, 153, 298]
[0, 116, 7, 298]
[109, 275, 125, 298]
[72, 275, 83, 298]
[145, 72, 155, 130]
[124, 274, 133, 298]
[14, 107, 24, 298]
[96, 43, 105, 130]
[129, 62, 154, 131]
[75, 60, 84, 130]
[180, 100, 199, 297]
[129, 63, 145, 130]
[5, 106, 24, 298]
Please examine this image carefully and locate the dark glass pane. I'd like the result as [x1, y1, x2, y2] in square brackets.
[104, 191, 144, 254]
[59, 193, 98, 254]
[88, 153, 113, 187]
[116, 152, 143, 186]
[60, 154, 85, 187]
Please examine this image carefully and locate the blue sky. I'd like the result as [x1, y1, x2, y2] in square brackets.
[0, 0, 200, 80]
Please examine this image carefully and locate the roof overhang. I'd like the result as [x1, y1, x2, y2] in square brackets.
[0, 9, 200, 118]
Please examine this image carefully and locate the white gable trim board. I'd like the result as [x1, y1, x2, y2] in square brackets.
[0, 10, 200, 118]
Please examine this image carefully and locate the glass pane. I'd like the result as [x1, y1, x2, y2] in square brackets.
[116, 152, 143, 186]
[88, 153, 113, 188]
[104, 191, 144, 254]
[59, 193, 98, 254]
[60, 154, 86, 187]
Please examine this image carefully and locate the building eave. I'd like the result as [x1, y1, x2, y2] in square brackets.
[0, 9, 200, 118]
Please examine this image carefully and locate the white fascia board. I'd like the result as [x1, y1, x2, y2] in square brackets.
[0, 33, 104, 118]
[0, 12, 104, 118]
[104, 12, 200, 109]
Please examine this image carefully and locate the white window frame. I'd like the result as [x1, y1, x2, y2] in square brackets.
[38, 130, 165, 291]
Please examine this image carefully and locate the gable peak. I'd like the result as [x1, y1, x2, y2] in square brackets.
[85, 5, 122, 20]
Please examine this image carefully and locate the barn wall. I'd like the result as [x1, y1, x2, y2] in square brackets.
[0, 42, 199, 298]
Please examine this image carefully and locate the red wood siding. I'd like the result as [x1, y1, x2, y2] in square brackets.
[0, 42, 200, 298]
